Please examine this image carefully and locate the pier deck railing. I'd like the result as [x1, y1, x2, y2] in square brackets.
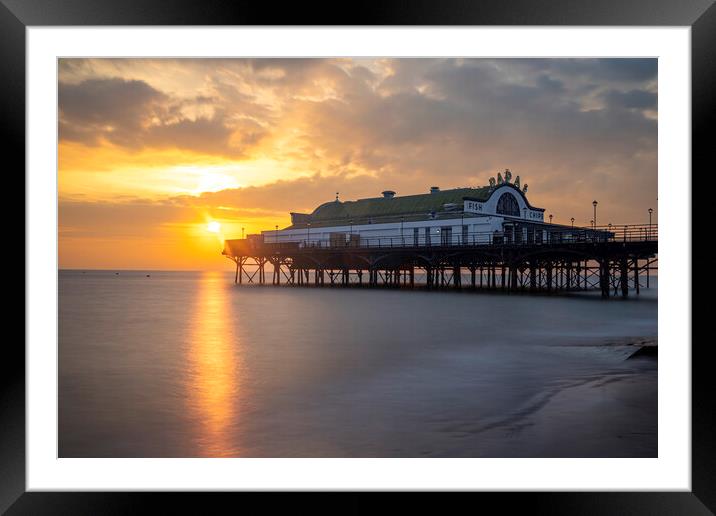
[258, 224, 657, 250]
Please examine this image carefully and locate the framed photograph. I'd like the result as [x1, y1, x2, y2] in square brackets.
[8, 0, 713, 512]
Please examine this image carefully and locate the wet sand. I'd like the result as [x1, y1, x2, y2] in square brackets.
[464, 349, 657, 457]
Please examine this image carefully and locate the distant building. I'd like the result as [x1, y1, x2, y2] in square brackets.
[259, 176, 575, 247]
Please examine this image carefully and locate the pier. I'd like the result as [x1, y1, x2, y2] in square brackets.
[223, 224, 657, 298]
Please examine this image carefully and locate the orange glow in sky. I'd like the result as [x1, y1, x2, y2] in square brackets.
[58, 58, 657, 271]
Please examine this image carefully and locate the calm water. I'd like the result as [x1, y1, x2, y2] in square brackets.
[59, 270, 657, 457]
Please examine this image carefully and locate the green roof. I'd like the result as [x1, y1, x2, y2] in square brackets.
[289, 186, 496, 229]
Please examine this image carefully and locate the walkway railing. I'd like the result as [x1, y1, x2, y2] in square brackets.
[257, 224, 657, 250]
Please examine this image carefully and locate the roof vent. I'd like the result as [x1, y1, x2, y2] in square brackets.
[382, 190, 396, 199]
[430, 186, 440, 194]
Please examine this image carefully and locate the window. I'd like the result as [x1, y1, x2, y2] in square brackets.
[425, 227, 431, 246]
[504, 225, 513, 244]
[496, 192, 520, 216]
[413, 227, 419, 246]
[441, 227, 452, 246]
[462, 224, 468, 244]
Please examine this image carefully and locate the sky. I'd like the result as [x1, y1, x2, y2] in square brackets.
[58, 58, 657, 270]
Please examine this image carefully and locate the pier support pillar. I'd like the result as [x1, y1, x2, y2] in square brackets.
[620, 258, 629, 298]
[599, 260, 610, 298]
[510, 266, 518, 291]
[584, 261, 588, 290]
[529, 265, 537, 292]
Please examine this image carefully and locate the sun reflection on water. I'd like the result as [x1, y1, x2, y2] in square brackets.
[187, 271, 241, 456]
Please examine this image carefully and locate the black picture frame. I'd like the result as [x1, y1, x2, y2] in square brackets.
[6, 0, 713, 513]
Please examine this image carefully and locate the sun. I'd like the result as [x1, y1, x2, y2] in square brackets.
[207, 221, 221, 234]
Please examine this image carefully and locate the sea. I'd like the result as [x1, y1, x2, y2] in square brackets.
[59, 269, 657, 457]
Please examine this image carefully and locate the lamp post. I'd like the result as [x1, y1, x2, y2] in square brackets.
[549, 214, 553, 224]
[275, 224, 279, 244]
[592, 200, 598, 227]
[241, 227, 245, 239]
[307, 222, 311, 247]
[648, 208, 653, 240]
[570, 217, 574, 227]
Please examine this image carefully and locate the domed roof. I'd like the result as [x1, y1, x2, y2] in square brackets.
[301, 186, 494, 228]
[311, 200, 349, 220]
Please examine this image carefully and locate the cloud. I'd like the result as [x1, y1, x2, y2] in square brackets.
[59, 77, 167, 147]
[179, 172, 388, 215]
[59, 76, 265, 158]
[268, 58, 657, 195]
[601, 89, 658, 110]
[518, 58, 657, 84]
[58, 58, 658, 177]
[593, 58, 657, 82]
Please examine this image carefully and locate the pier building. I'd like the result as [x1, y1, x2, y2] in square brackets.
[260, 172, 550, 247]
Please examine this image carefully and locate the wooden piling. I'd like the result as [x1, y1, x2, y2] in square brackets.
[620, 258, 629, 297]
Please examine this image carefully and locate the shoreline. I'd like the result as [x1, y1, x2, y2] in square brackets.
[552, 335, 658, 361]
[549, 335, 657, 348]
